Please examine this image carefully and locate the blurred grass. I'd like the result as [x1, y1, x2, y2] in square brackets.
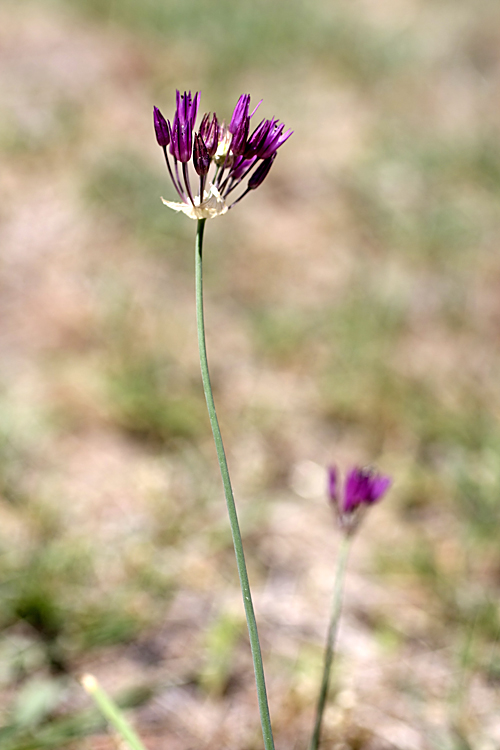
[97, 283, 207, 443]
[0, 100, 84, 158]
[339, 132, 500, 269]
[84, 150, 191, 256]
[199, 610, 244, 697]
[0, 681, 153, 750]
[48, 0, 416, 86]
[107, 354, 205, 444]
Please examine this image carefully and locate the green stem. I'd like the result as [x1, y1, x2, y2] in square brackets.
[194, 219, 275, 750]
[81, 675, 147, 750]
[309, 534, 353, 750]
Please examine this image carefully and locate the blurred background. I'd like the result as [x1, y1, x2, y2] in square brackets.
[1, 0, 500, 747]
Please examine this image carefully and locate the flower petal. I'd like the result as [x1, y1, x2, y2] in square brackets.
[369, 475, 392, 503]
[161, 184, 228, 220]
[327, 466, 338, 503]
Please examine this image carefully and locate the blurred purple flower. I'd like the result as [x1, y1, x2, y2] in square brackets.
[328, 466, 338, 503]
[153, 90, 292, 219]
[328, 466, 391, 533]
[344, 467, 391, 512]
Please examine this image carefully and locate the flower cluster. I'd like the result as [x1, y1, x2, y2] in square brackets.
[328, 466, 391, 534]
[153, 91, 292, 220]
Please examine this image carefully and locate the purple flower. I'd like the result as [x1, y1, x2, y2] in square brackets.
[167, 91, 200, 163]
[258, 121, 293, 159]
[153, 90, 292, 220]
[199, 113, 219, 157]
[230, 155, 258, 181]
[170, 118, 192, 163]
[246, 118, 293, 160]
[328, 466, 391, 534]
[229, 94, 251, 135]
[175, 90, 200, 130]
[247, 154, 276, 190]
[153, 106, 170, 147]
[193, 133, 210, 176]
[344, 468, 391, 512]
[230, 115, 250, 156]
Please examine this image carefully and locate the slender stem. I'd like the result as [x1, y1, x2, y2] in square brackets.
[174, 157, 184, 198]
[195, 219, 275, 750]
[229, 186, 252, 209]
[183, 161, 195, 205]
[162, 146, 185, 201]
[309, 534, 353, 750]
[223, 158, 260, 197]
[81, 675, 147, 750]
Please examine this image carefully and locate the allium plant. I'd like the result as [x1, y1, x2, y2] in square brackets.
[309, 467, 391, 750]
[86, 93, 291, 750]
[83, 92, 392, 750]
[154, 90, 292, 750]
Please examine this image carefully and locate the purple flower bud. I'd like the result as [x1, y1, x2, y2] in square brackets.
[245, 118, 293, 159]
[190, 91, 201, 125]
[170, 118, 192, 163]
[153, 106, 170, 147]
[231, 115, 250, 156]
[175, 90, 200, 128]
[247, 154, 276, 190]
[229, 94, 250, 135]
[228, 93, 251, 156]
[199, 113, 209, 136]
[230, 155, 257, 181]
[258, 121, 293, 159]
[244, 118, 272, 158]
[199, 113, 219, 157]
[193, 133, 210, 176]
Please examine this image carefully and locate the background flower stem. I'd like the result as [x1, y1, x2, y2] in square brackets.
[310, 534, 353, 750]
[195, 218, 275, 750]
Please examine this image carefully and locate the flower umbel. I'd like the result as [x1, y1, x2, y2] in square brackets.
[328, 466, 391, 534]
[153, 91, 292, 219]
